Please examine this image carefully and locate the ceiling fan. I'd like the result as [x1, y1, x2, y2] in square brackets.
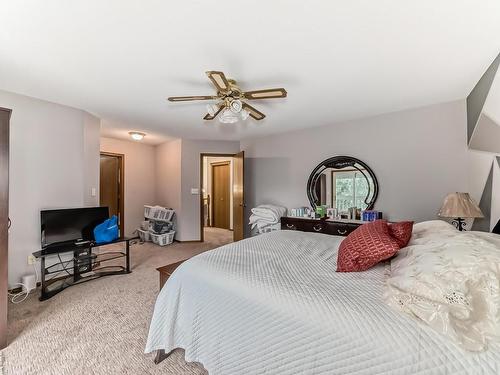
[168, 71, 287, 123]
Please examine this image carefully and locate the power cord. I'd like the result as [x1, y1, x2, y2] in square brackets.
[7, 262, 40, 304]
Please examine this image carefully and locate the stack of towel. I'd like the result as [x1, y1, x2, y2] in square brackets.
[249, 204, 287, 233]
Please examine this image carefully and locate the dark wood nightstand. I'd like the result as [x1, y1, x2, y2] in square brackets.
[156, 260, 184, 290]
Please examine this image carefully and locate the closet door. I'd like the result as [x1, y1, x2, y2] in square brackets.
[0, 108, 10, 349]
[212, 162, 230, 229]
[232, 151, 245, 241]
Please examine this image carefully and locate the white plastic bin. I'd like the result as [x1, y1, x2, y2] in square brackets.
[150, 231, 175, 246]
[137, 229, 151, 242]
[144, 205, 175, 222]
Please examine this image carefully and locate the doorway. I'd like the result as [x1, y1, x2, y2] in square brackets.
[0, 108, 10, 349]
[99, 153, 124, 235]
[200, 152, 244, 244]
[212, 161, 230, 229]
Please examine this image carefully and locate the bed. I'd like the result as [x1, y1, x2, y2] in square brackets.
[145, 229, 500, 374]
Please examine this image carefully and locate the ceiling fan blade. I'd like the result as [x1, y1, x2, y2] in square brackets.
[203, 105, 224, 120]
[242, 103, 266, 120]
[168, 95, 218, 102]
[243, 88, 287, 100]
[206, 71, 230, 92]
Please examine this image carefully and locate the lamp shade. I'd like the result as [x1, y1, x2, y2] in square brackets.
[438, 192, 484, 219]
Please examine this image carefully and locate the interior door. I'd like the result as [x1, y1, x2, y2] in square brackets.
[99, 153, 124, 234]
[232, 151, 245, 241]
[0, 108, 10, 349]
[212, 162, 230, 229]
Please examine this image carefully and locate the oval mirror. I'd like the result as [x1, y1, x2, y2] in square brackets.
[307, 156, 378, 212]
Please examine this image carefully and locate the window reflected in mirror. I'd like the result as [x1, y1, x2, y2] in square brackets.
[316, 168, 374, 211]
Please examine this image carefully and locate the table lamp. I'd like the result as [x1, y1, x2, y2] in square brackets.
[438, 192, 484, 231]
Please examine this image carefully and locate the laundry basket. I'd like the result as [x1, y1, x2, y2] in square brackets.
[144, 205, 175, 222]
[150, 231, 175, 246]
[137, 229, 151, 242]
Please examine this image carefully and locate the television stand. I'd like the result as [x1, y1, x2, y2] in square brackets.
[32, 237, 138, 301]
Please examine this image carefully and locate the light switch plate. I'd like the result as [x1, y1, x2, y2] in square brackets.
[91, 188, 96, 197]
[190, 188, 199, 195]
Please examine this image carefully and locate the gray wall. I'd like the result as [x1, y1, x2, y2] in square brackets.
[0, 90, 100, 287]
[241, 100, 469, 236]
[466, 53, 500, 143]
[465, 53, 500, 230]
[83, 113, 101, 206]
[156, 139, 182, 225]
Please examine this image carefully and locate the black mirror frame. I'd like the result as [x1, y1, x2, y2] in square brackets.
[306, 155, 379, 210]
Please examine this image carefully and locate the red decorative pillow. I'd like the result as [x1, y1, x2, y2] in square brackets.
[336, 220, 401, 272]
[389, 221, 414, 248]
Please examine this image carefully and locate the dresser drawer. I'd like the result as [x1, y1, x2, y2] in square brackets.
[282, 219, 300, 231]
[281, 217, 324, 232]
[281, 217, 360, 236]
[324, 222, 359, 236]
[282, 220, 324, 232]
[301, 221, 326, 233]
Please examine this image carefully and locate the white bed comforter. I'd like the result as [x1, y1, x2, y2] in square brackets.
[145, 230, 500, 374]
[385, 221, 500, 352]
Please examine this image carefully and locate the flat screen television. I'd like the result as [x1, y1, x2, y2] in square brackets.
[41, 207, 109, 248]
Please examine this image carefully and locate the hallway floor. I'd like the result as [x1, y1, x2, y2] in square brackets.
[204, 227, 233, 243]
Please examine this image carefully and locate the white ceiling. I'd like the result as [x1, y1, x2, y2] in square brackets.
[1, 1, 500, 142]
[100, 119, 174, 145]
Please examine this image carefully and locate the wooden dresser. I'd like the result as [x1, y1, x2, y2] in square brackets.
[281, 217, 362, 237]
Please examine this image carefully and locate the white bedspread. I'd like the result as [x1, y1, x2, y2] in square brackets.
[385, 221, 500, 352]
[145, 231, 500, 374]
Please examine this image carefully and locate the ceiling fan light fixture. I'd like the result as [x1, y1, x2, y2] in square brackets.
[219, 109, 239, 124]
[217, 108, 250, 123]
[129, 131, 146, 141]
[206, 104, 219, 116]
[229, 99, 243, 114]
[240, 109, 250, 121]
[169, 70, 286, 122]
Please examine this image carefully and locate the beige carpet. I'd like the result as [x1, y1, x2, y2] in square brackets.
[2, 228, 233, 374]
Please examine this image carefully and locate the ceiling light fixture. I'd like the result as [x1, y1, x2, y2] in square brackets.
[168, 70, 287, 122]
[229, 99, 243, 114]
[129, 131, 146, 141]
[210, 106, 250, 124]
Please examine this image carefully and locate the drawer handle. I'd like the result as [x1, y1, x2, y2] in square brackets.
[313, 224, 323, 232]
[337, 229, 347, 235]
[286, 224, 296, 230]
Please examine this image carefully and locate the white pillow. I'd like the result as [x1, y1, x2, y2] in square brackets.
[409, 219, 457, 245]
[384, 222, 500, 351]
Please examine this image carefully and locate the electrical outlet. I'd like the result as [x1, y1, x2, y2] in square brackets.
[27, 255, 36, 265]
